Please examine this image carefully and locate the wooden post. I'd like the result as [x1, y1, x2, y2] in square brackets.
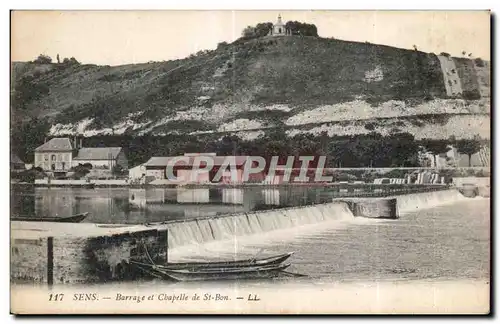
[47, 236, 54, 287]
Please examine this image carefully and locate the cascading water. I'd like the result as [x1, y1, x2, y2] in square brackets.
[156, 189, 478, 260]
[157, 202, 355, 249]
[396, 189, 471, 214]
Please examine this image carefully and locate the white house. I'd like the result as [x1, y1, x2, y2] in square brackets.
[34, 138, 74, 174]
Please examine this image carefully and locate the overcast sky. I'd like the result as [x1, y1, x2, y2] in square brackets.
[11, 10, 490, 66]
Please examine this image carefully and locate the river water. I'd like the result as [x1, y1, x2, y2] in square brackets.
[10, 187, 489, 282]
[10, 188, 490, 313]
[162, 198, 490, 283]
[10, 186, 382, 223]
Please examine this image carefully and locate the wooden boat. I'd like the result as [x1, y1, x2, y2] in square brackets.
[131, 252, 294, 271]
[148, 263, 292, 282]
[10, 212, 89, 223]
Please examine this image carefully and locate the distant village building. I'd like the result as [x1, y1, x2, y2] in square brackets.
[128, 164, 147, 183]
[34, 137, 128, 177]
[34, 138, 74, 175]
[269, 14, 291, 36]
[73, 147, 128, 170]
[418, 145, 489, 168]
[143, 153, 262, 184]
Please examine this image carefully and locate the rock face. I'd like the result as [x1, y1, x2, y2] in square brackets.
[11, 37, 490, 139]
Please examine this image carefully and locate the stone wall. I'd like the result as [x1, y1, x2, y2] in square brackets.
[10, 237, 48, 283]
[338, 198, 398, 219]
[11, 228, 168, 285]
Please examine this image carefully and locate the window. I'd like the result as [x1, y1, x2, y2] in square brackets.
[44, 154, 48, 161]
[279, 28, 282, 33]
[51, 155, 57, 161]
[62, 162, 65, 170]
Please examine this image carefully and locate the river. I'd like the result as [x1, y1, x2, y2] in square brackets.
[11, 187, 489, 282]
[10, 186, 373, 223]
[10, 190, 490, 313]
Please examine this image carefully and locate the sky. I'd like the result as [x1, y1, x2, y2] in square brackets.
[11, 10, 491, 66]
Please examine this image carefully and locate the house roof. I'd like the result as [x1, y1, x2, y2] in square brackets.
[35, 138, 73, 152]
[11, 152, 24, 164]
[73, 147, 123, 160]
[144, 156, 249, 167]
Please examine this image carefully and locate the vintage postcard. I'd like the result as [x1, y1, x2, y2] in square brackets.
[10, 10, 490, 315]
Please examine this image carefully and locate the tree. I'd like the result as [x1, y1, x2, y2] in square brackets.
[33, 54, 52, 64]
[474, 57, 485, 67]
[242, 26, 256, 38]
[285, 21, 318, 36]
[422, 139, 451, 167]
[254, 22, 273, 37]
[82, 163, 93, 169]
[456, 138, 481, 167]
[69, 57, 80, 65]
[62, 57, 80, 66]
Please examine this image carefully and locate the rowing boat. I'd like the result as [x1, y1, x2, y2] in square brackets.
[148, 263, 291, 282]
[10, 212, 89, 223]
[131, 252, 294, 271]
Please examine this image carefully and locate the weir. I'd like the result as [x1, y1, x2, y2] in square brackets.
[156, 202, 355, 249]
[156, 188, 473, 248]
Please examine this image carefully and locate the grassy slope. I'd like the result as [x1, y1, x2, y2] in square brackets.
[12, 36, 467, 133]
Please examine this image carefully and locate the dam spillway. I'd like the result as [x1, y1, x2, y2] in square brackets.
[153, 189, 472, 249]
[161, 202, 355, 249]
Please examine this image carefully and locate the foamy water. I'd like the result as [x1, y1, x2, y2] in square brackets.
[167, 198, 489, 283]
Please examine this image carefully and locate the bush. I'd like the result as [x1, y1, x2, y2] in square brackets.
[69, 164, 91, 179]
[12, 168, 46, 183]
[474, 57, 485, 67]
[62, 57, 80, 66]
[217, 41, 229, 50]
[440, 52, 451, 57]
[33, 54, 52, 64]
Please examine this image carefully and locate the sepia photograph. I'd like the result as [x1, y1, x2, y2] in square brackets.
[9, 9, 491, 315]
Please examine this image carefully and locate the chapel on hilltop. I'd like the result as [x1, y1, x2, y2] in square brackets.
[268, 14, 291, 36]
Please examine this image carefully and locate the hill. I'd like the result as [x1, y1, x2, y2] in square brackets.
[11, 36, 490, 145]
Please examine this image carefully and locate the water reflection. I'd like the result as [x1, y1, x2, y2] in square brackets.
[11, 187, 343, 224]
